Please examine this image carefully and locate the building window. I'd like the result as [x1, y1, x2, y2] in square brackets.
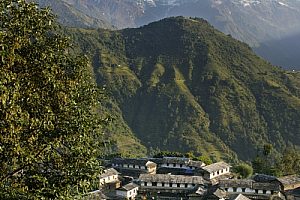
[173, 163, 176, 167]
[169, 183, 172, 187]
[167, 163, 169, 166]
[233, 188, 237, 192]
[263, 190, 266, 194]
[145, 182, 147, 186]
[242, 188, 246, 192]
[177, 183, 180, 187]
[139, 165, 141, 169]
[152, 182, 157, 186]
[225, 188, 228, 192]
[255, 189, 258, 193]
[162, 183, 165, 187]
[185, 183, 188, 188]
[180, 164, 183, 168]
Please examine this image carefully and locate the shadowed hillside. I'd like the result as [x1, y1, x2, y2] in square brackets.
[67, 17, 300, 161]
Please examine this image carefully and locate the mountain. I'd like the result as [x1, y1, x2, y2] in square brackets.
[37, 0, 300, 70]
[136, 0, 300, 46]
[254, 33, 300, 71]
[67, 17, 300, 161]
[34, 0, 113, 29]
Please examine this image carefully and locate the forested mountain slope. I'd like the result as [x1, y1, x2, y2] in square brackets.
[67, 17, 300, 161]
[37, 0, 300, 69]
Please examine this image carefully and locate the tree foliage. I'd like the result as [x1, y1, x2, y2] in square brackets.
[0, 0, 106, 198]
[233, 163, 253, 178]
[252, 145, 300, 177]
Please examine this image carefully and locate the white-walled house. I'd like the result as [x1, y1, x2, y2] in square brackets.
[99, 168, 119, 186]
[116, 183, 139, 200]
[159, 157, 191, 169]
[201, 162, 231, 180]
[138, 174, 205, 193]
[111, 158, 157, 176]
[219, 179, 281, 197]
[156, 157, 205, 170]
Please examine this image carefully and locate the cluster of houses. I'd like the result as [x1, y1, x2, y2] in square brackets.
[86, 157, 300, 200]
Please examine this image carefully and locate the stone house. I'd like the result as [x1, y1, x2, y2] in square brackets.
[116, 183, 139, 200]
[219, 178, 282, 198]
[111, 158, 157, 178]
[151, 157, 205, 170]
[99, 168, 120, 187]
[138, 173, 205, 193]
[201, 162, 231, 180]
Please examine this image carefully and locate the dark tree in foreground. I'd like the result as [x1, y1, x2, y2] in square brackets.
[0, 0, 106, 198]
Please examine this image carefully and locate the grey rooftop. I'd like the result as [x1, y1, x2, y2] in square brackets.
[202, 161, 231, 173]
[139, 174, 205, 184]
[117, 183, 139, 191]
[99, 168, 119, 179]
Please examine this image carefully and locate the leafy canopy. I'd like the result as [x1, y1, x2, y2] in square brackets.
[0, 0, 106, 199]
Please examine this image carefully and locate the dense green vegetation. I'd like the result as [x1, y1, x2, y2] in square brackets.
[67, 17, 300, 162]
[0, 1, 136, 198]
[252, 145, 300, 177]
[3, 1, 299, 198]
[233, 163, 253, 178]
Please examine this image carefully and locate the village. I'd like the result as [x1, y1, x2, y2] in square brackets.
[85, 157, 300, 200]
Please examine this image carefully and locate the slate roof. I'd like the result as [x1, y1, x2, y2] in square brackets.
[163, 157, 190, 164]
[277, 175, 300, 187]
[253, 174, 277, 183]
[139, 174, 204, 184]
[202, 162, 231, 173]
[188, 160, 205, 168]
[150, 157, 204, 169]
[219, 179, 253, 188]
[230, 194, 251, 200]
[117, 183, 138, 191]
[219, 179, 281, 191]
[111, 158, 156, 168]
[99, 168, 119, 179]
[253, 182, 281, 191]
[213, 188, 227, 199]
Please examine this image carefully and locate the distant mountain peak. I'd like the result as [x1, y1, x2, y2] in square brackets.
[38, 0, 300, 69]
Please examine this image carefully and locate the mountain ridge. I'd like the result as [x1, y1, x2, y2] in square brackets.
[37, 0, 300, 70]
[67, 17, 300, 161]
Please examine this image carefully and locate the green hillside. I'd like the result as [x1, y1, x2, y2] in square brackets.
[67, 17, 300, 161]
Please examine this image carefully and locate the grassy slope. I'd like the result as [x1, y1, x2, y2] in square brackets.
[67, 17, 300, 161]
